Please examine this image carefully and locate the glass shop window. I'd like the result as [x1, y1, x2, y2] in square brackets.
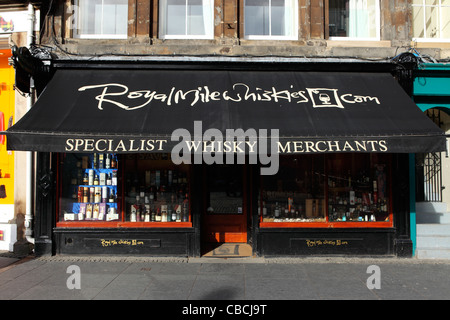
[57, 153, 191, 226]
[122, 154, 190, 223]
[327, 153, 390, 223]
[259, 154, 392, 226]
[260, 155, 326, 222]
[58, 153, 121, 223]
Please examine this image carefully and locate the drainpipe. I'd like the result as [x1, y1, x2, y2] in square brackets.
[24, 3, 35, 245]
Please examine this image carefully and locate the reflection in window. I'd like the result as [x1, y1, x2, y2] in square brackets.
[328, 0, 379, 39]
[206, 165, 243, 215]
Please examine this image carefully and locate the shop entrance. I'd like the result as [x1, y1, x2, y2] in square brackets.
[201, 164, 248, 251]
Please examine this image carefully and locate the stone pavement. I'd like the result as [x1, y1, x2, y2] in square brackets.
[0, 253, 449, 308]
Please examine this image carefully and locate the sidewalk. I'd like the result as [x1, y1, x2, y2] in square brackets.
[0, 253, 449, 302]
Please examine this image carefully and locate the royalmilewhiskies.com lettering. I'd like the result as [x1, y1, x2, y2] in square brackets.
[78, 83, 381, 111]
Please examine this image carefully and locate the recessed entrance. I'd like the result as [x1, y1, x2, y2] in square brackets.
[201, 164, 249, 256]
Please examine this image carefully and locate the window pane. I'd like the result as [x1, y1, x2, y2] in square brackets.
[166, 0, 187, 35]
[412, 6, 425, 38]
[161, 0, 213, 37]
[187, 0, 206, 35]
[271, 0, 286, 36]
[207, 165, 243, 215]
[77, 0, 127, 36]
[245, 0, 270, 36]
[329, 0, 349, 37]
[329, 0, 378, 38]
[425, 5, 439, 38]
[123, 154, 190, 223]
[103, 3, 128, 35]
[261, 155, 326, 222]
[442, 7, 450, 38]
[58, 153, 121, 223]
[327, 154, 390, 223]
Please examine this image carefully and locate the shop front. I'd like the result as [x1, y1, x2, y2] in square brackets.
[4, 61, 446, 257]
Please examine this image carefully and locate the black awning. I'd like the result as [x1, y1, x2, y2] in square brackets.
[4, 68, 446, 154]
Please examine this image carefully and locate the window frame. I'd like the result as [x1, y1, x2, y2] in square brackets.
[327, 0, 381, 41]
[158, 0, 215, 40]
[243, 0, 299, 40]
[412, 0, 450, 42]
[73, 0, 128, 40]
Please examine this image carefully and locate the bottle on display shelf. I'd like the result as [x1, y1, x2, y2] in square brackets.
[111, 155, 117, 169]
[98, 153, 104, 169]
[93, 153, 97, 169]
[155, 207, 162, 222]
[105, 154, 110, 169]
[182, 193, 189, 222]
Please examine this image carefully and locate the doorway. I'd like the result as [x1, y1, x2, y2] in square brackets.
[201, 164, 248, 254]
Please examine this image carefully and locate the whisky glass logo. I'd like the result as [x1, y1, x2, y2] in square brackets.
[307, 88, 344, 108]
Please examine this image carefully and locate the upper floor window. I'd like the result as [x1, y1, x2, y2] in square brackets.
[159, 0, 214, 39]
[328, 0, 380, 40]
[244, 0, 298, 40]
[412, 0, 450, 41]
[75, 0, 128, 39]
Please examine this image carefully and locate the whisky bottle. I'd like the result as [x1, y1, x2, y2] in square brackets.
[182, 194, 189, 222]
[93, 153, 97, 169]
[155, 207, 162, 222]
[161, 204, 168, 222]
[144, 196, 150, 222]
[99, 153, 104, 169]
[89, 187, 95, 203]
[101, 186, 107, 203]
[94, 174, 99, 185]
[88, 169, 94, 185]
[94, 187, 101, 203]
[151, 205, 156, 222]
[111, 155, 117, 169]
[274, 202, 280, 218]
[105, 154, 110, 169]
[83, 187, 88, 203]
[108, 189, 115, 203]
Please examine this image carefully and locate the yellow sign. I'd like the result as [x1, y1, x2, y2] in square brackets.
[0, 49, 14, 207]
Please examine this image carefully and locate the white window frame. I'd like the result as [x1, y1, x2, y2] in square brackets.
[159, 0, 214, 40]
[329, 0, 380, 41]
[412, 0, 450, 42]
[243, 0, 298, 40]
[73, 0, 128, 39]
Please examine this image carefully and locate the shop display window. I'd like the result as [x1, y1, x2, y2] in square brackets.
[58, 153, 120, 223]
[122, 154, 190, 224]
[57, 153, 191, 227]
[259, 154, 392, 227]
[260, 155, 326, 223]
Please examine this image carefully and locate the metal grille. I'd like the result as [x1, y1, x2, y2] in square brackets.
[415, 109, 444, 202]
